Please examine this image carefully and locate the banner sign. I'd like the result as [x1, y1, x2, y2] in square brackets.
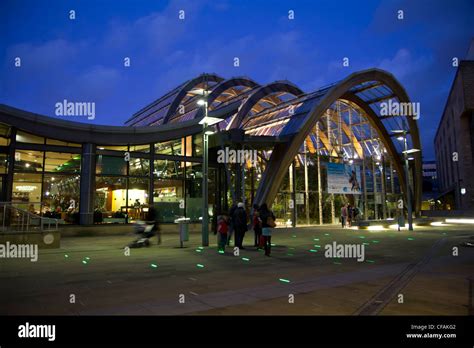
[327, 162, 362, 194]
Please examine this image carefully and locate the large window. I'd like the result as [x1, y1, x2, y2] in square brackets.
[96, 155, 127, 175]
[0, 123, 10, 146]
[129, 157, 149, 176]
[153, 159, 184, 222]
[0, 154, 8, 174]
[95, 176, 127, 223]
[42, 174, 80, 224]
[12, 173, 42, 213]
[155, 138, 182, 156]
[14, 150, 44, 172]
[185, 162, 202, 221]
[16, 131, 44, 144]
[127, 177, 149, 221]
[45, 152, 81, 173]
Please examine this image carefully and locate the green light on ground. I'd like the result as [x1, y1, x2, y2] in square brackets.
[289, 247, 295, 250]
[363, 242, 370, 246]
[314, 245, 321, 248]
[407, 237, 415, 241]
[372, 240, 380, 243]
[287, 253, 294, 256]
[195, 249, 202, 252]
[218, 250, 224, 254]
[242, 257, 250, 261]
[82, 260, 87, 264]
[85, 257, 90, 260]
[333, 262, 342, 265]
[359, 236, 366, 239]
[309, 249, 318, 253]
[279, 278, 290, 283]
[197, 264, 205, 268]
[366, 260, 375, 263]
[64, 254, 69, 258]
[198, 247, 204, 250]
[292, 235, 297, 238]
[313, 238, 319, 241]
[151, 263, 158, 268]
[324, 233, 330, 236]
[271, 243, 276, 246]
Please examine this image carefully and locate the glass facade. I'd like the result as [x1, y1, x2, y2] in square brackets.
[0, 124, 221, 225]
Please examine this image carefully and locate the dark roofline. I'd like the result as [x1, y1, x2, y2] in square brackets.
[0, 104, 202, 145]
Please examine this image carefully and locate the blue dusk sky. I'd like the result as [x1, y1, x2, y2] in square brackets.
[1, 0, 473, 159]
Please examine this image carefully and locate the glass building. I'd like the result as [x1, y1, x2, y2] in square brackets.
[0, 68, 423, 226]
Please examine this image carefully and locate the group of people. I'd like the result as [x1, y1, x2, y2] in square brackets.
[340, 203, 359, 228]
[216, 202, 276, 256]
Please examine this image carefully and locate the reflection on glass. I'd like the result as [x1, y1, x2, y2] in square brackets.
[45, 152, 81, 173]
[129, 157, 149, 176]
[46, 139, 81, 147]
[16, 131, 44, 144]
[96, 155, 127, 175]
[155, 138, 183, 156]
[14, 150, 44, 172]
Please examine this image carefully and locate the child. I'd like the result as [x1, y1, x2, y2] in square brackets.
[217, 213, 229, 252]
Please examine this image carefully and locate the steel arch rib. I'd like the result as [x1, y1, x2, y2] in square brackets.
[228, 81, 304, 129]
[193, 77, 260, 120]
[254, 68, 422, 214]
[162, 73, 224, 125]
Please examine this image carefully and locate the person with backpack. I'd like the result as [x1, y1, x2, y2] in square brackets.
[259, 203, 276, 256]
[232, 202, 248, 249]
[252, 203, 262, 248]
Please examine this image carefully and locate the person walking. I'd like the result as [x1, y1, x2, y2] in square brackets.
[340, 204, 348, 228]
[227, 203, 237, 246]
[252, 203, 262, 248]
[232, 202, 248, 249]
[259, 203, 276, 256]
[347, 204, 353, 227]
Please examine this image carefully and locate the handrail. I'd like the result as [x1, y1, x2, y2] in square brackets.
[0, 202, 59, 232]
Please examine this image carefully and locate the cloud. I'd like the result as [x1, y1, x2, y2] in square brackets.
[378, 48, 433, 79]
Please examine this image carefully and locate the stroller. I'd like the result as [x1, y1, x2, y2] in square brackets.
[128, 220, 157, 248]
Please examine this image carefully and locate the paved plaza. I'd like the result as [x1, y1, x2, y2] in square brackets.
[1, 224, 473, 315]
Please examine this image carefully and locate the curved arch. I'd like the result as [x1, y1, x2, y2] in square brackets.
[254, 68, 422, 214]
[228, 81, 304, 129]
[162, 73, 224, 125]
[193, 77, 260, 120]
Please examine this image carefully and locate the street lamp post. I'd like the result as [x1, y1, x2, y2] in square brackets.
[197, 93, 224, 247]
[402, 133, 413, 231]
[393, 129, 420, 231]
[201, 97, 209, 246]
